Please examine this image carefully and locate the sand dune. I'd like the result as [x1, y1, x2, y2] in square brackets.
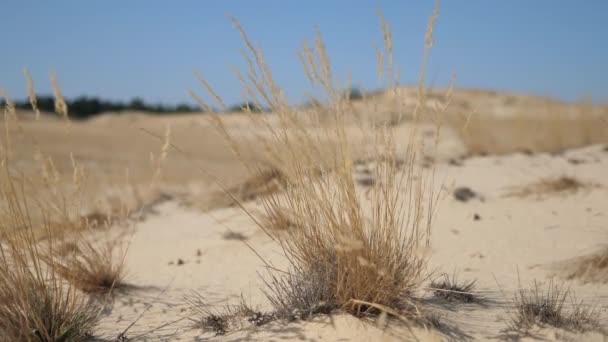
[3, 88, 607, 341]
[89, 142, 608, 340]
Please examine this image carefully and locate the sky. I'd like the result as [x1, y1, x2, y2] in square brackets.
[1, 1, 607, 106]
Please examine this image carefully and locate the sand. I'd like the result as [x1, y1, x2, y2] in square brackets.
[93, 146, 607, 340]
[6, 88, 608, 341]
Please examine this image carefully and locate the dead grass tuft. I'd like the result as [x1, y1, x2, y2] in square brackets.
[430, 273, 478, 303]
[0, 82, 131, 340]
[0, 172, 102, 341]
[46, 235, 128, 294]
[186, 293, 274, 336]
[0, 273, 100, 342]
[505, 280, 601, 334]
[188, 3, 444, 332]
[505, 176, 593, 198]
[264, 255, 340, 321]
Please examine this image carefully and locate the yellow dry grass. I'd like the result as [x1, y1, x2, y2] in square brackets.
[2, 3, 606, 340]
[0, 163, 101, 341]
[448, 98, 608, 155]
[0, 79, 128, 340]
[187, 2, 445, 328]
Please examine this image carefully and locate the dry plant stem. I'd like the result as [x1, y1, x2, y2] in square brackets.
[23, 68, 41, 120]
[50, 71, 70, 125]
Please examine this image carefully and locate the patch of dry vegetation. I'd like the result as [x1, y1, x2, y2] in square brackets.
[186, 2, 447, 335]
[430, 273, 478, 303]
[45, 235, 128, 294]
[186, 294, 273, 336]
[558, 247, 608, 284]
[448, 99, 608, 155]
[0, 82, 130, 340]
[0, 160, 101, 341]
[505, 176, 595, 198]
[505, 280, 601, 335]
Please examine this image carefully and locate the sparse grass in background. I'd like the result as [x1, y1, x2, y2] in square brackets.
[505, 280, 601, 334]
[208, 167, 286, 209]
[264, 256, 339, 321]
[430, 273, 478, 303]
[186, 293, 273, 336]
[188, 1, 445, 333]
[45, 234, 128, 294]
[505, 176, 594, 198]
[448, 100, 608, 155]
[559, 247, 608, 284]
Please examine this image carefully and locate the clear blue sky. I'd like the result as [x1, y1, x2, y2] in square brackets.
[1, 1, 606, 106]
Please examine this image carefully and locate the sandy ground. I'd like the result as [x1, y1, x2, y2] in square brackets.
[87, 142, 608, 341]
[5, 88, 608, 341]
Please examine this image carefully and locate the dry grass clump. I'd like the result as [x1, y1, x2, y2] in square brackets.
[505, 176, 594, 198]
[45, 235, 128, 294]
[429, 273, 478, 303]
[0, 174, 101, 341]
[186, 294, 274, 336]
[0, 273, 99, 341]
[264, 255, 339, 321]
[0, 81, 131, 340]
[505, 280, 601, 334]
[2, 86, 128, 297]
[188, 2, 444, 331]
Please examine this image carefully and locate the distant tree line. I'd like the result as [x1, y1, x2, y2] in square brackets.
[4, 95, 201, 119]
[1, 88, 365, 119]
[227, 101, 267, 113]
